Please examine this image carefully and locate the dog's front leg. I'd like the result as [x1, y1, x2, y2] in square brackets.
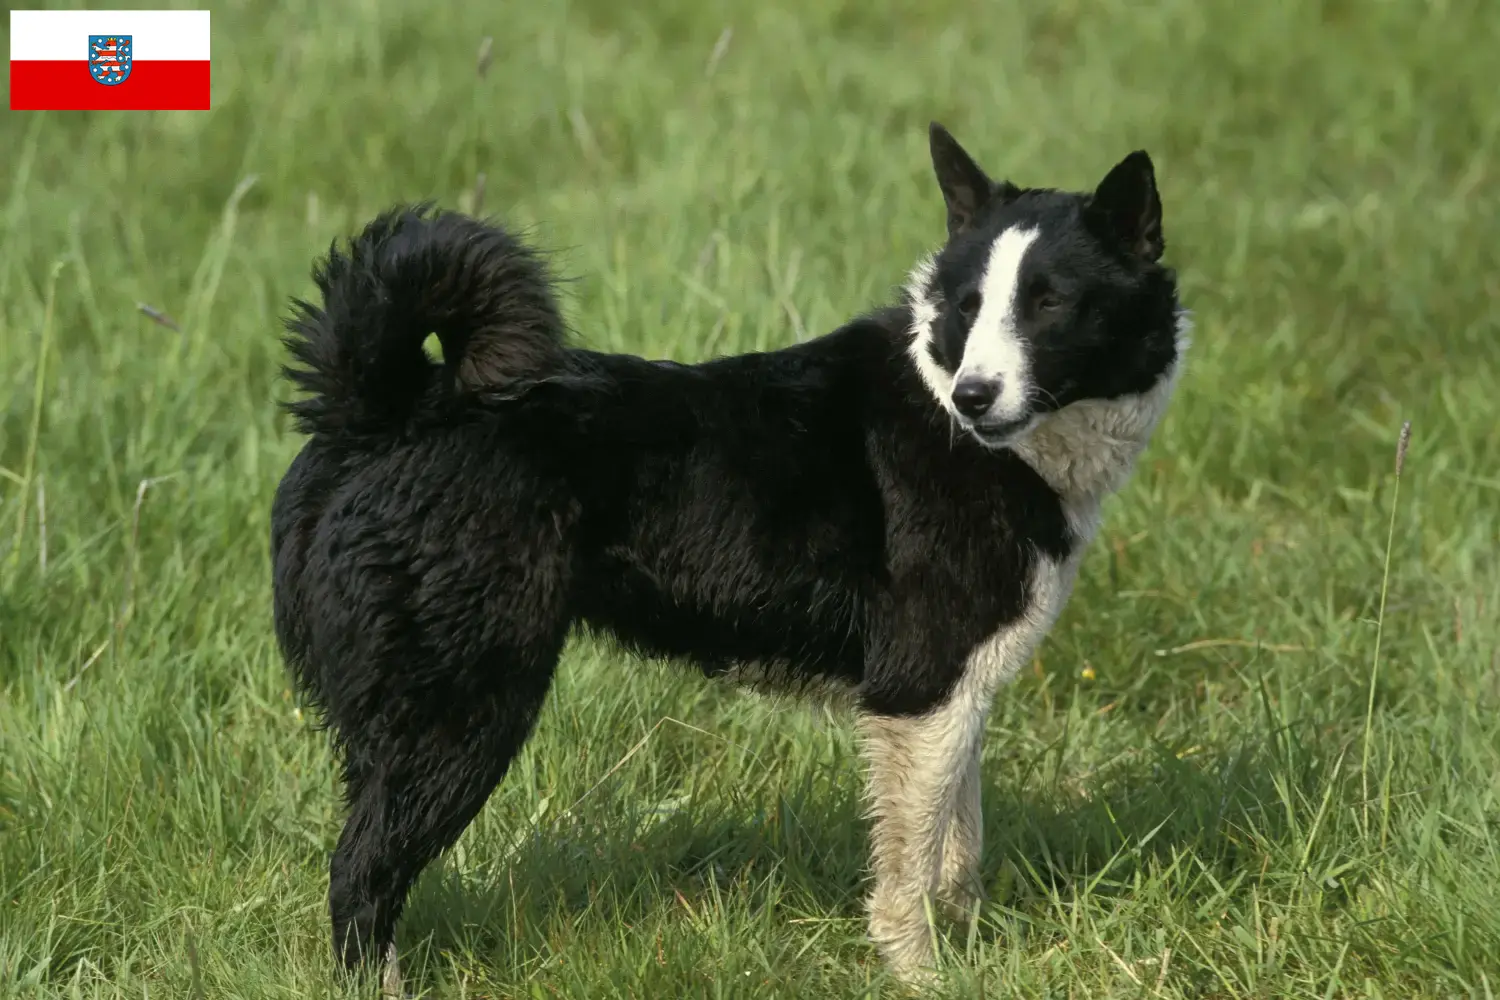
[859, 700, 986, 984]
[937, 740, 984, 922]
[859, 713, 923, 976]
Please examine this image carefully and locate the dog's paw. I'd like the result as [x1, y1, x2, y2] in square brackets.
[869, 908, 943, 992]
[380, 943, 405, 999]
[888, 960, 944, 994]
[938, 892, 982, 926]
[936, 871, 985, 926]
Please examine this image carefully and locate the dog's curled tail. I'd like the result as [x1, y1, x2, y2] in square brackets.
[281, 204, 566, 439]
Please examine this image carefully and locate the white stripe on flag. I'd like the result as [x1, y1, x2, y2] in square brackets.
[9, 10, 210, 62]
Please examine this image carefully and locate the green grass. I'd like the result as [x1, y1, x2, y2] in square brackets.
[3, 0, 1499, 996]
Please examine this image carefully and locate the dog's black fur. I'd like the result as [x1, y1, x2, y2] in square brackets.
[271, 123, 1183, 975]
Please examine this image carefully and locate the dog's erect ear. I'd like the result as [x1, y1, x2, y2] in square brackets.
[1088, 150, 1164, 262]
[929, 122, 1002, 239]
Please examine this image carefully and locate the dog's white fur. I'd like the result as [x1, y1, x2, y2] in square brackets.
[862, 256, 1189, 983]
[956, 226, 1041, 424]
[905, 253, 950, 415]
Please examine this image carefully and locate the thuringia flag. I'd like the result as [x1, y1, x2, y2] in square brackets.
[9, 10, 211, 111]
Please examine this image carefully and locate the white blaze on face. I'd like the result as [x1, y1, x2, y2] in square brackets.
[955, 226, 1040, 422]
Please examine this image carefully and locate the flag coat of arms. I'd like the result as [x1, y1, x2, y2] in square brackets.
[89, 35, 133, 86]
[10, 10, 211, 111]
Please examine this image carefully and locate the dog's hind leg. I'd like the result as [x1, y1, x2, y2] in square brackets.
[326, 642, 561, 973]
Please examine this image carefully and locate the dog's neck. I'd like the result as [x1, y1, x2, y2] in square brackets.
[1012, 319, 1189, 511]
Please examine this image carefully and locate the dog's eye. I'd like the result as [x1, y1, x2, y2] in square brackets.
[957, 291, 982, 319]
[1033, 289, 1062, 313]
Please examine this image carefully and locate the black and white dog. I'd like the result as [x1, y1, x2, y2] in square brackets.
[271, 122, 1186, 984]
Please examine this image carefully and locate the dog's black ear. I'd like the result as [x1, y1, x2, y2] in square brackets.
[1088, 150, 1163, 262]
[929, 122, 1003, 239]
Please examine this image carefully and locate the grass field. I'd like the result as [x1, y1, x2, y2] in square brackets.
[3, 0, 1499, 996]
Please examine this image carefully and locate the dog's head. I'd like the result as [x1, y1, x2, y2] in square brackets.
[907, 123, 1183, 450]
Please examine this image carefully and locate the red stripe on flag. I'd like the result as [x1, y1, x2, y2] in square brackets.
[10, 60, 211, 111]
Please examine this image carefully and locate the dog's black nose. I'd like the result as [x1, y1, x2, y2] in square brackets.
[951, 377, 998, 419]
